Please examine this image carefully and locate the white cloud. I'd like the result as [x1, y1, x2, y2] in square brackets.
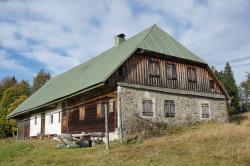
[0, 0, 249, 84]
[0, 50, 30, 72]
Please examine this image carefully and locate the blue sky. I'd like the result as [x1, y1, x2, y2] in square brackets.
[0, 0, 249, 84]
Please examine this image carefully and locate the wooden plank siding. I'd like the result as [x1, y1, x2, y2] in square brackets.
[110, 51, 223, 94]
[62, 95, 117, 134]
[17, 118, 30, 140]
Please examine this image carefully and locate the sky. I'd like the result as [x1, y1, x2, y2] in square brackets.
[0, 0, 249, 84]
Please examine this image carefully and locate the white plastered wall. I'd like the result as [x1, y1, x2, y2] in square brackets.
[30, 114, 41, 136]
[45, 104, 62, 135]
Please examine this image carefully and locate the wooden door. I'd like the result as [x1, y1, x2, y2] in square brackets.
[62, 110, 68, 133]
[41, 113, 45, 135]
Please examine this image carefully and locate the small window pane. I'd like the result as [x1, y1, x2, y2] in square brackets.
[209, 80, 215, 89]
[79, 106, 85, 121]
[187, 67, 197, 82]
[149, 60, 160, 77]
[142, 100, 153, 117]
[201, 103, 209, 118]
[50, 115, 53, 124]
[164, 100, 175, 117]
[166, 64, 177, 79]
[34, 116, 37, 125]
[58, 112, 61, 123]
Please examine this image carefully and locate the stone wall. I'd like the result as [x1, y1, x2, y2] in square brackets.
[118, 86, 228, 135]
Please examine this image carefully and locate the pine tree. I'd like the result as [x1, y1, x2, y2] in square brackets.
[32, 69, 51, 93]
[240, 73, 250, 112]
[211, 63, 240, 114]
[223, 62, 239, 114]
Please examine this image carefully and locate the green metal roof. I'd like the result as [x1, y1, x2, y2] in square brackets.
[8, 24, 206, 118]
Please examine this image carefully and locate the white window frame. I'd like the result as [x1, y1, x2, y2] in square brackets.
[140, 98, 156, 118]
[50, 114, 53, 124]
[34, 116, 37, 125]
[200, 101, 210, 119]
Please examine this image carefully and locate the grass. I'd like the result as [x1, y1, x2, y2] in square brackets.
[1, 113, 250, 166]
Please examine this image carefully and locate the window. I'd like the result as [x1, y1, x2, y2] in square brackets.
[142, 100, 153, 117]
[166, 64, 177, 79]
[34, 116, 37, 125]
[85, 104, 97, 120]
[201, 103, 210, 118]
[79, 106, 85, 121]
[99, 103, 106, 118]
[50, 114, 53, 124]
[58, 112, 61, 123]
[209, 80, 215, 89]
[118, 67, 127, 77]
[149, 59, 160, 77]
[187, 67, 197, 82]
[164, 100, 175, 117]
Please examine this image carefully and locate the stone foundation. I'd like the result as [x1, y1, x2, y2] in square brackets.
[118, 86, 228, 135]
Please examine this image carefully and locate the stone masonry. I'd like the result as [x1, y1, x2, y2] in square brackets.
[118, 86, 228, 135]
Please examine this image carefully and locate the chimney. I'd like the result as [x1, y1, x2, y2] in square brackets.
[115, 33, 126, 47]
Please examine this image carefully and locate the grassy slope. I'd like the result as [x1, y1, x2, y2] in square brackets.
[1, 113, 250, 166]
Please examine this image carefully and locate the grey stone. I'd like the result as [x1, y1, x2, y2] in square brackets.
[118, 86, 228, 135]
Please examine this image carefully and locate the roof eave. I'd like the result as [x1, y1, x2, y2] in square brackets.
[7, 82, 105, 119]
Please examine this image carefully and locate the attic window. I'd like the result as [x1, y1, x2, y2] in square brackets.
[118, 67, 127, 77]
[149, 59, 160, 77]
[209, 80, 215, 89]
[166, 64, 177, 80]
[187, 67, 197, 82]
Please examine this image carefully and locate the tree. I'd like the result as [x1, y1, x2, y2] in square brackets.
[240, 73, 250, 112]
[223, 63, 238, 97]
[212, 63, 239, 114]
[32, 69, 51, 93]
[222, 63, 240, 114]
[0, 76, 17, 99]
[0, 79, 30, 137]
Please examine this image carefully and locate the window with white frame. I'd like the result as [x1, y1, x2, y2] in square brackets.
[201, 103, 210, 118]
[142, 100, 153, 117]
[34, 116, 37, 125]
[50, 114, 53, 124]
[58, 112, 61, 123]
[164, 100, 175, 117]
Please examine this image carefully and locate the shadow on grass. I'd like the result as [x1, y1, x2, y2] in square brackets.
[229, 113, 248, 125]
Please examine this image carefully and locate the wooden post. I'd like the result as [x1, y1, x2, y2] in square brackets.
[104, 100, 109, 150]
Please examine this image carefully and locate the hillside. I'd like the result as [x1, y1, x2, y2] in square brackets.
[1, 113, 250, 166]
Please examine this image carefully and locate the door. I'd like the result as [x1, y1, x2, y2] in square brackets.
[41, 113, 45, 135]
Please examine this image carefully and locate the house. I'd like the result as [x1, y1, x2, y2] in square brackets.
[8, 24, 229, 140]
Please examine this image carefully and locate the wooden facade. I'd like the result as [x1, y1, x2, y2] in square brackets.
[17, 49, 226, 138]
[62, 92, 117, 134]
[17, 119, 30, 139]
[109, 50, 224, 95]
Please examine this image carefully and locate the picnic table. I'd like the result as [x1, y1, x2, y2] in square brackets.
[57, 132, 104, 148]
